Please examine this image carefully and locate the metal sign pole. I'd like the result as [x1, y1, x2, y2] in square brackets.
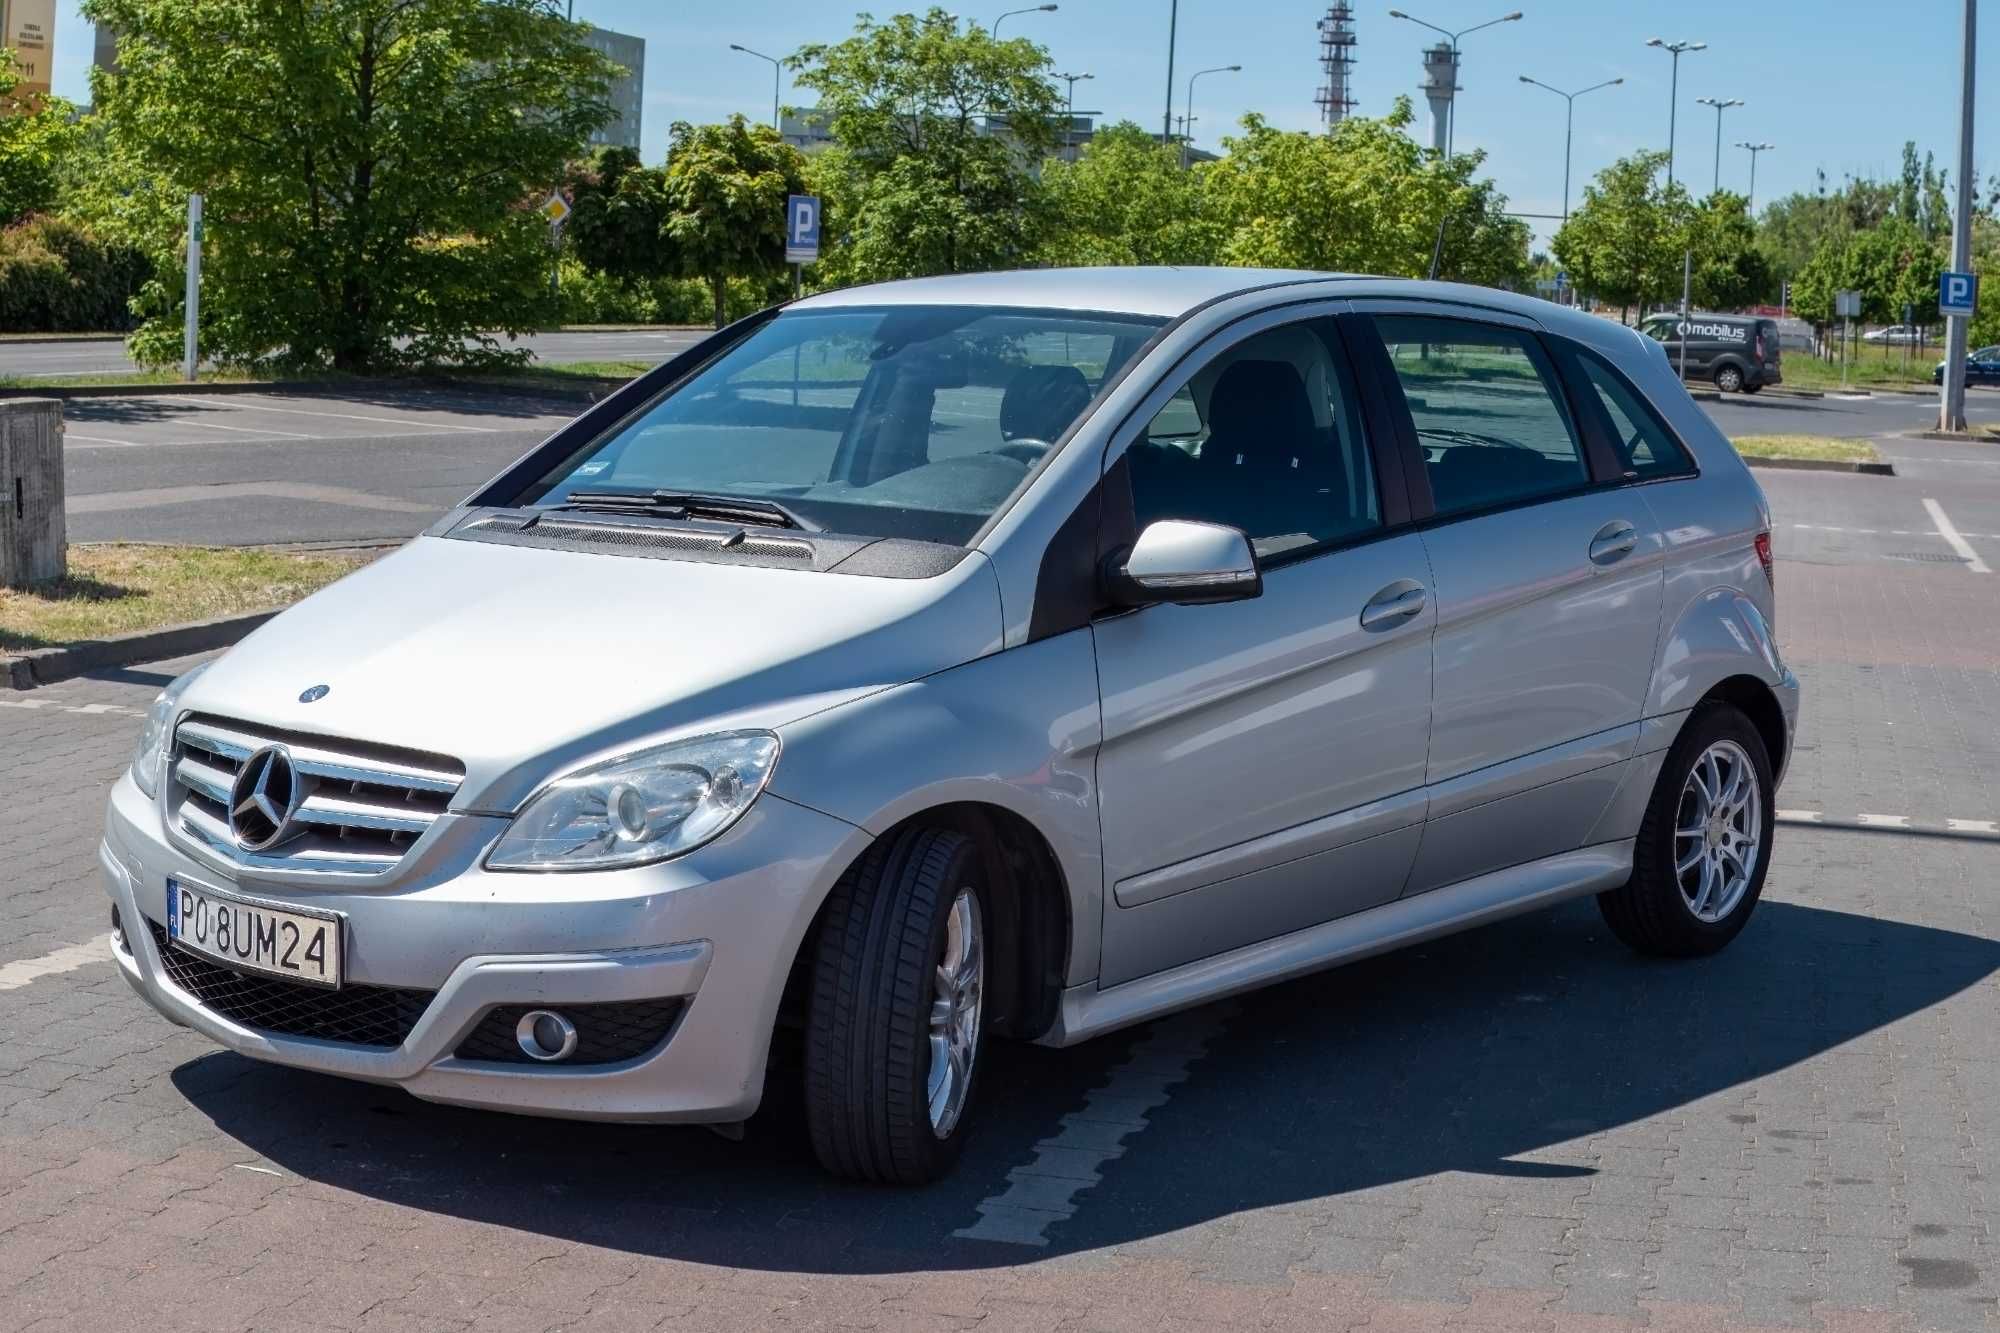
[1677, 251, 1692, 381]
[182, 193, 203, 383]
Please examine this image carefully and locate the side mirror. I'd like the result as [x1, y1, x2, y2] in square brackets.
[1106, 519, 1262, 607]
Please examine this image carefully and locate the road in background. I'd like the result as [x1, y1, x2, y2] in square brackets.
[0, 328, 707, 379]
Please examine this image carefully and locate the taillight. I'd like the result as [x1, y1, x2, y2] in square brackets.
[1755, 531, 1774, 588]
[1754, 333, 1767, 361]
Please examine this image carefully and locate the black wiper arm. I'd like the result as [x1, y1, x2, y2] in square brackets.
[553, 489, 818, 531]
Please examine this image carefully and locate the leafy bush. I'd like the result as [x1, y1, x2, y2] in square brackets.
[0, 215, 150, 332]
[554, 261, 780, 327]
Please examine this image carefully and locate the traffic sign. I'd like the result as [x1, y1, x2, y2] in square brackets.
[1835, 289, 1862, 319]
[540, 191, 571, 229]
[1940, 269, 1978, 317]
[786, 194, 821, 264]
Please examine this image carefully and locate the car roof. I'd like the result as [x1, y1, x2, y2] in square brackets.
[788, 266, 1341, 320]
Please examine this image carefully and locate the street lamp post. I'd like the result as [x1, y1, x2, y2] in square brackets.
[1644, 38, 1706, 190]
[992, 3, 1056, 37]
[1695, 96, 1744, 195]
[1164, 0, 1179, 145]
[1183, 64, 1241, 168]
[1388, 8, 1524, 158]
[1735, 141, 1774, 209]
[1518, 75, 1622, 228]
[1055, 70, 1093, 160]
[728, 44, 782, 130]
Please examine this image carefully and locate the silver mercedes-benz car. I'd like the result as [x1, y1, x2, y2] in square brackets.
[103, 268, 1799, 1183]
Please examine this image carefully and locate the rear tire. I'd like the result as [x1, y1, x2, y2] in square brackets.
[1742, 382, 1763, 395]
[804, 827, 990, 1185]
[1598, 701, 1774, 957]
[1714, 364, 1746, 393]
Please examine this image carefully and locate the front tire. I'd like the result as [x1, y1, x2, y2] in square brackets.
[1598, 702, 1774, 957]
[1715, 364, 1746, 393]
[805, 827, 989, 1184]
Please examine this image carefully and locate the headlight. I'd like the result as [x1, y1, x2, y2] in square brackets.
[130, 664, 208, 799]
[485, 731, 781, 872]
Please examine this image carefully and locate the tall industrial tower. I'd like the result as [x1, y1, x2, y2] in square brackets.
[1315, 3, 1357, 127]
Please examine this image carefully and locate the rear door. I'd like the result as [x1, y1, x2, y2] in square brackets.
[1350, 305, 1665, 895]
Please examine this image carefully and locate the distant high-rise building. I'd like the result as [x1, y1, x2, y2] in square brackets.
[1, 0, 56, 104]
[92, 21, 117, 74]
[577, 25, 644, 152]
[1315, 2, 1356, 127]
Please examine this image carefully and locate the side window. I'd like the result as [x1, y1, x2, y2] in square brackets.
[1642, 319, 1678, 344]
[1127, 319, 1381, 563]
[1573, 351, 1695, 480]
[1370, 315, 1589, 518]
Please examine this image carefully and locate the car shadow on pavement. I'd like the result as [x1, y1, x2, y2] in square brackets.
[171, 897, 1997, 1272]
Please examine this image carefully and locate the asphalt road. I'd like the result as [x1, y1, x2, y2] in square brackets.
[0, 328, 707, 379]
[2, 451, 1997, 1328]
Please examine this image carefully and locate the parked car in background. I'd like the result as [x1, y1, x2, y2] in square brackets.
[1639, 313, 1783, 393]
[1933, 345, 2000, 385]
[104, 269, 1798, 1184]
[1862, 324, 1928, 346]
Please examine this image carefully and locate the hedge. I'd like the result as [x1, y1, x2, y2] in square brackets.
[0, 216, 151, 333]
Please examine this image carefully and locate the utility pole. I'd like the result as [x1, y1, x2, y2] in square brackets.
[1163, 0, 1179, 146]
[182, 194, 202, 383]
[1183, 65, 1241, 168]
[1736, 141, 1774, 209]
[1941, 0, 1977, 432]
[728, 44, 782, 130]
[1696, 95, 1742, 195]
[1646, 38, 1706, 190]
[1519, 76, 1622, 229]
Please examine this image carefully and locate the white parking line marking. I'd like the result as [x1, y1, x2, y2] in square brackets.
[1948, 819, 2000, 834]
[0, 936, 112, 992]
[0, 698, 146, 717]
[1776, 809, 1823, 822]
[1857, 813, 1912, 828]
[169, 418, 315, 439]
[1788, 523, 2000, 541]
[1923, 497, 1993, 573]
[953, 1003, 1234, 1247]
[173, 396, 498, 432]
[63, 433, 143, 447]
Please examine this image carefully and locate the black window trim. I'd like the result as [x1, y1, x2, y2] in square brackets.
[1352, 309, 1608, 529]
[1546, 337, 1703, 488]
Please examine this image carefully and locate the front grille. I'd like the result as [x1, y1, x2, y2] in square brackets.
[168, 714, 464, 874]
[453, 999, 686, 1065]
[149, 922, 433, 1047]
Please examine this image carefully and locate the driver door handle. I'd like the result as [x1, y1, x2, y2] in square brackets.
[1589, 520, 1639, 566]
[1360, 580, 1427, 629]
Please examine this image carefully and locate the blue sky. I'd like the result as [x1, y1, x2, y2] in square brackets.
[42, 1, 1993, 248]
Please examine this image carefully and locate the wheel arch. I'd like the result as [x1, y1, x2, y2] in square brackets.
[779, 800, 1074, 1044]
[1698, 673, 1789, 777]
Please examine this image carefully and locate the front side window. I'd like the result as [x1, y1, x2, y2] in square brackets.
[1573, 351, 1694, 480]
[1371, 315, 1590, 518]
[519, 305, 1163, 546]
[1126, 320, 1381, 563]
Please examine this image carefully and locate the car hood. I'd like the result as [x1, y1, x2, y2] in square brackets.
[179, 534, 1004, 811]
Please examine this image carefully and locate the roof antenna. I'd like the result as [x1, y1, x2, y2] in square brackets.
[1427, 210, 1449, 281]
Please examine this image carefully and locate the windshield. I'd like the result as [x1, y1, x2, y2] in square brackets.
[519, 305, 1165, 546]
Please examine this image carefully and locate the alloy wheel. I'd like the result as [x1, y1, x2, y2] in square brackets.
[1674, 739, 1762, 923]
[927, 888, 984, 1137]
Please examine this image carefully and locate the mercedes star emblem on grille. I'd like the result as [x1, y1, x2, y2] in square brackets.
[229, 745, 304, 851]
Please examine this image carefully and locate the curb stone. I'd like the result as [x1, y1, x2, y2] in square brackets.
[1740, 454, 1895, 477]
[0, 373, 627, 405]
[3, 608, 277, 690]
[1904, 430, 2000, 444]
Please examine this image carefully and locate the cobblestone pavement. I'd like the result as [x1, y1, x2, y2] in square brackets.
[2, 465, 1998, 1331]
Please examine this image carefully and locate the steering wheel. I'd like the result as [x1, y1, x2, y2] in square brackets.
[992, 438, 1052, 465]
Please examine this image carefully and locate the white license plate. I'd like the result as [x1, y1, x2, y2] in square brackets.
[166, 879, 343, 989]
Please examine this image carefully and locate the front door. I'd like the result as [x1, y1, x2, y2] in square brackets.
[1357, 309, 1665, 894]
[1092, 311, 1435, 986]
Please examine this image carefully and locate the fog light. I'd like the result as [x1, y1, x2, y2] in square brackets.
[515, 1009, 578, 1062]
[110, 906, 129, 955]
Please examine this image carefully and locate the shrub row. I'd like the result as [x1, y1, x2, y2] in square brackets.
[0, 216, 151, 334]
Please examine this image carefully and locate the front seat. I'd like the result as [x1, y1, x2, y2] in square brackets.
[1197, 359, 1333, 541]
[999, 365, 1093, 444]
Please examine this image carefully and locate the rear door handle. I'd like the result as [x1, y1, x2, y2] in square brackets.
[1359, 579, 1427, 629]
[1589, 520, 1639, 566]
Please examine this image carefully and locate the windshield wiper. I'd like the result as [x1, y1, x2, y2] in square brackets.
[551, 489, 818, 532]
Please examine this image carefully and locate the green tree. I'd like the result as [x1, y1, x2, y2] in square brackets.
[1038, 122, 1220, 267]
[1687, 191, 1773, 309]
[565, 146, 670, 285]
[0, 55, 78, 226]
[656, 116, 810, 328]
[1551, 152, 1692, 320]
[792, 9, 1062, 283]
[1791, 217, 1941, 334]
[83, 0, 616, 371]
[1202, 100, 1528, 286]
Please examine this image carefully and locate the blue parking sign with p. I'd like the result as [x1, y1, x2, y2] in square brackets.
[786, 194, 820, 264]
[1940, 269, 1977, 317]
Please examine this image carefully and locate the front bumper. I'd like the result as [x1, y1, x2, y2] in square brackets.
[102, 770, 865, 1123]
